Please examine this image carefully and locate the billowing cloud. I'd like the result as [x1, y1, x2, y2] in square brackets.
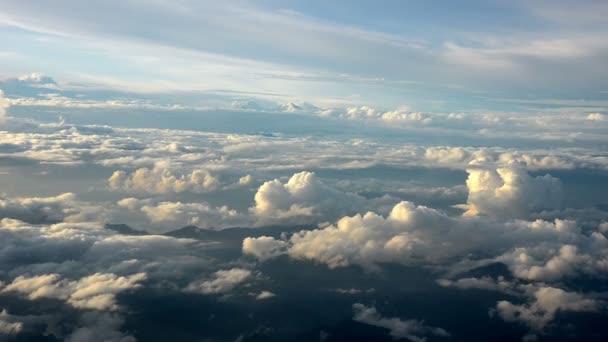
[243, 236, 289, 261]
[118, 198, 248, 229]
[242, 200, 607, 277]
[0, 89, 9, 121]
[109, 161, 220, 194]
[462, 164, 562, 218]
[353, 304, 450, 341]
[0, 193, 105, 224]
[494, 286, 598, 331]
[250, 171, 369, 224]
[0, 272, 146, 311]
[0, 310, 23, 336]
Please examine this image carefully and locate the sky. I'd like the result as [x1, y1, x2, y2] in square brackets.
[1, 1, 608, 342]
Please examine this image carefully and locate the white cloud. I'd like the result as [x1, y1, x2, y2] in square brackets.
[0, 310, 23, 336]
[250, 171, 368, 224]
[462, 164, 562, 218]
[134, 199, 246, 229]
[0, 89, 9, 121]
[242, 199, 606, 278]
[586, 113, 605, 121]
[243, 236, 289, 261]
[109, 161, 220, 194]
[495, 286, 598, 331]
[353, 304, 450, 341]
[0, 193, 110, 224]
[185, 268, 252, 295]
[0, 272, 146, 311]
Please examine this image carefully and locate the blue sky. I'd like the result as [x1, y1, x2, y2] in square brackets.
[1, 0, 608, 112]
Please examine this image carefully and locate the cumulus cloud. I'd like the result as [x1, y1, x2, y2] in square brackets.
[494, 287, 598, 331]
[353, 304, 450, 341]
[0, 309, 23, 336]
[242, 199, 606, 276]
[243, 236, 289, 261]
[109, 161, 220, 194]
[586, 113, 605, 121]
[0, 89, 9, 121]
[185, 268, 252, 295]
[0, 272, 146, 311]
[118, 198, 248, 229]
[250, 171, 368, 224]
[462, 164, 562, 218]
[0, 193, 104, 224]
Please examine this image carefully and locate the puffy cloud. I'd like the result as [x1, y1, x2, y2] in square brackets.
[497, 241, 608, 282]
[0, 193, 105, 224]
[0, 309, 23, 336]
[238, 174, 253, 186]
[120, 198, 248, 229]
[462, 164, 562, 218]
[424, 147, 469, 163]
[495, 287, 598, 331]
[243, 236, 289, 261]
[109, 162, 220, 194]
[243, 199, 603, 275]
[0, 272, 146, 311]
[586, 113, 605, 121]
[250, 171, 368, 224]
[185, 268, 252, 295]
[352, 304, 450, 341]
[0, 89, 9, 121]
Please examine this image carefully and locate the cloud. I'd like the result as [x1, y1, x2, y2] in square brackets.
[494, 286, 598, 331]
[250, 171, 369, 224]
[0, 193, 106, 224]
[243, 236, 289, 261]
[0, 272, 146, 311]
[0, 310, 23, 336]
[0, 89, 9, 121]
[65, 312, 136, 342]
[185, 268, 252, 295]
[118, 198, 248, 229]
[462, 164, 562, 218]
[352, 304, 450, 341]
[109, 161, 220, 194]
[242, 199, 606, 277]
[586, 113, 605, 121]
[255, 291, 276, 300]
[437, 276, 517, 294]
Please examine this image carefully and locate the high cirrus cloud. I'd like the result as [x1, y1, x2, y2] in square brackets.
[108, 161, 220, 194]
